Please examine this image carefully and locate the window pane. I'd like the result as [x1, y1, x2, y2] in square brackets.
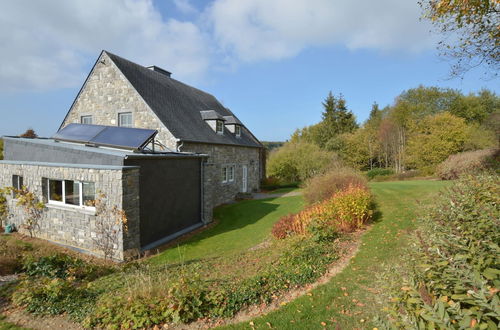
[49, 179, 63, 202]
[221, 167, 227, 182]
[229, 166, 234, 181]
[216, 121, 223, 133]
[235, 126, 241, 136]
[119, 112, 133, 127]
[12, 175, 22, 198]
[64, 180, 80, 206]
[82, 182, 95, 207]
[81, 116, 92, 124]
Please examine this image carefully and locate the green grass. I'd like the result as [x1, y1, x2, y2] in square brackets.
[150, 194, 304, 265]
[223, 180, 451, 329]
[266, 187, 301, 194]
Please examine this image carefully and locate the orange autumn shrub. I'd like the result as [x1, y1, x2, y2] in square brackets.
[272, 185, 373, 239]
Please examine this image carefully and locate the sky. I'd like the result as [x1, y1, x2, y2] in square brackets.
[0, 0, 498, 141]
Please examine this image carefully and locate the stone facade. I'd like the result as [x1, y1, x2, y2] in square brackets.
[61, 51, 262, 211]
[0, 162, 140, 261]
[61, 52, 178, 151]
[183, 142, 261, 209]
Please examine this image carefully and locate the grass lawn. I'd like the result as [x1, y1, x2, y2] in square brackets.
[223, 180, 451, 329]
[150, 195, 304, 265]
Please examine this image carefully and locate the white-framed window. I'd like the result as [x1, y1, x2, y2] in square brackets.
[235, 125, 241, 137]
[118, 112, 133, 128]
[45, 178, 95, 209]
[12, 175, 23, 198]
[216, 120, 224, 134]
[81, 115, 93, 125]
[221, 165, 235, 183]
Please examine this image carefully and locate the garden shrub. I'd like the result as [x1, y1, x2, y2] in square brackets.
[366, 168, 394, 180]
[303, 167, 368, 204]
[267, 142, 336, 184]
[22, 254, 111, 281]
[12, 277, 98, 321]
[87, 237, 339, 329]
[11, 254, 113, 321]
[382, 173, 500, 329]
[436, 148, 499, 180]
[273, 184, 373, 239]
[370, 170, 421, 182]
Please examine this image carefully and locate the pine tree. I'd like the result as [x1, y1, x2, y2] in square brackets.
[320, 92, 358, 149]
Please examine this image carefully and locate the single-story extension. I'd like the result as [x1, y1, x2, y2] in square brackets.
[0, 125, 211, 260]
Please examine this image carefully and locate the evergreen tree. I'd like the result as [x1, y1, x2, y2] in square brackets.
[320, 92, 358, 149]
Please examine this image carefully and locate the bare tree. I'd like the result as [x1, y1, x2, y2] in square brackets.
[92, 192, 128, 260]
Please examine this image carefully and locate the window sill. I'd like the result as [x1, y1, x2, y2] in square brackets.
[46, 203, 96, 215]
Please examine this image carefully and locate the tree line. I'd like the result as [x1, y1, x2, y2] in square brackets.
[268, 86, 499, 182]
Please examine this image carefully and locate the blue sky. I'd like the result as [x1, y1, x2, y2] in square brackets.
[0, 0, 497, 141]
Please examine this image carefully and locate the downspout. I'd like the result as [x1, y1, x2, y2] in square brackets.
[176, 139, 184, 152]
[200, 157, 205, 223]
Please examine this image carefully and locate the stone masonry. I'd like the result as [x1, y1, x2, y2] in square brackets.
[0, 162, 140, 261]
[183, 142, 260, 213]
[62, 52, 178, 150]
[61, 51, 262, 216]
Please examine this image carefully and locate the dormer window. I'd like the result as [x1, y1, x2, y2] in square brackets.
[222, 115, 243, 137]
[200, 110, 226, 134]
[216, 120, 224, 134]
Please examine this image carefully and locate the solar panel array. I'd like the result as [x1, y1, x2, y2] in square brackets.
[53, 124, 157, 151]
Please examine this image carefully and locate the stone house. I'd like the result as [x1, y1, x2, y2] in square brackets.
[61, 51, 264, 208]
[0, 51, 263, 260]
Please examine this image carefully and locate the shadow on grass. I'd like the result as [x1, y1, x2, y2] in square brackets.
[149, 197, 290, 264]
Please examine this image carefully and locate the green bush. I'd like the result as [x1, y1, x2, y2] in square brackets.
[12, 277, 97, 321]
[436, 148, 499, 180]
[22, 254, 111, 281]
[366, 168, 394, 180]
[267, 142, 336, 184]
[381, 173, 500, 328]
[303, 166, 368, 204]
[11, 254, 113, 322]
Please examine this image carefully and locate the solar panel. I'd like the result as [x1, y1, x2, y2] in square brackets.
[52, 124, 105, 143]
[53, 123, 157, 151]
[91, 126, 157, 150]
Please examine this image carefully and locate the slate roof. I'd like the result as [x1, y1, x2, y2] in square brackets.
[105, 52, 261, 148]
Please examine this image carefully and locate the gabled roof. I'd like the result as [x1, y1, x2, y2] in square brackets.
[105, 51, 261, 148]
[223, 116, 242, 125]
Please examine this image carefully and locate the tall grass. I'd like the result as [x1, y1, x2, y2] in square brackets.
[436, 148, 499, 180]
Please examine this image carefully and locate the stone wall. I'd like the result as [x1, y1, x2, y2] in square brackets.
[61, 52, 178, 151]
[0, 162, 140, 261]
[182, 143, 261, 209]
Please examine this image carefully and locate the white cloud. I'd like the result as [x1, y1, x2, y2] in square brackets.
[173, 0, 198, 15]
[0, 0, 210, 91]
[207, 0, 436, 61]
[0, 0, 436, 92]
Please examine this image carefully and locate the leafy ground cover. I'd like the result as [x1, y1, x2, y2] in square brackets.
[382, 173, 499, 328]
[223, 180, 451, 329]
[1, 192, 312, 328]
[0, 315, 29, 330]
